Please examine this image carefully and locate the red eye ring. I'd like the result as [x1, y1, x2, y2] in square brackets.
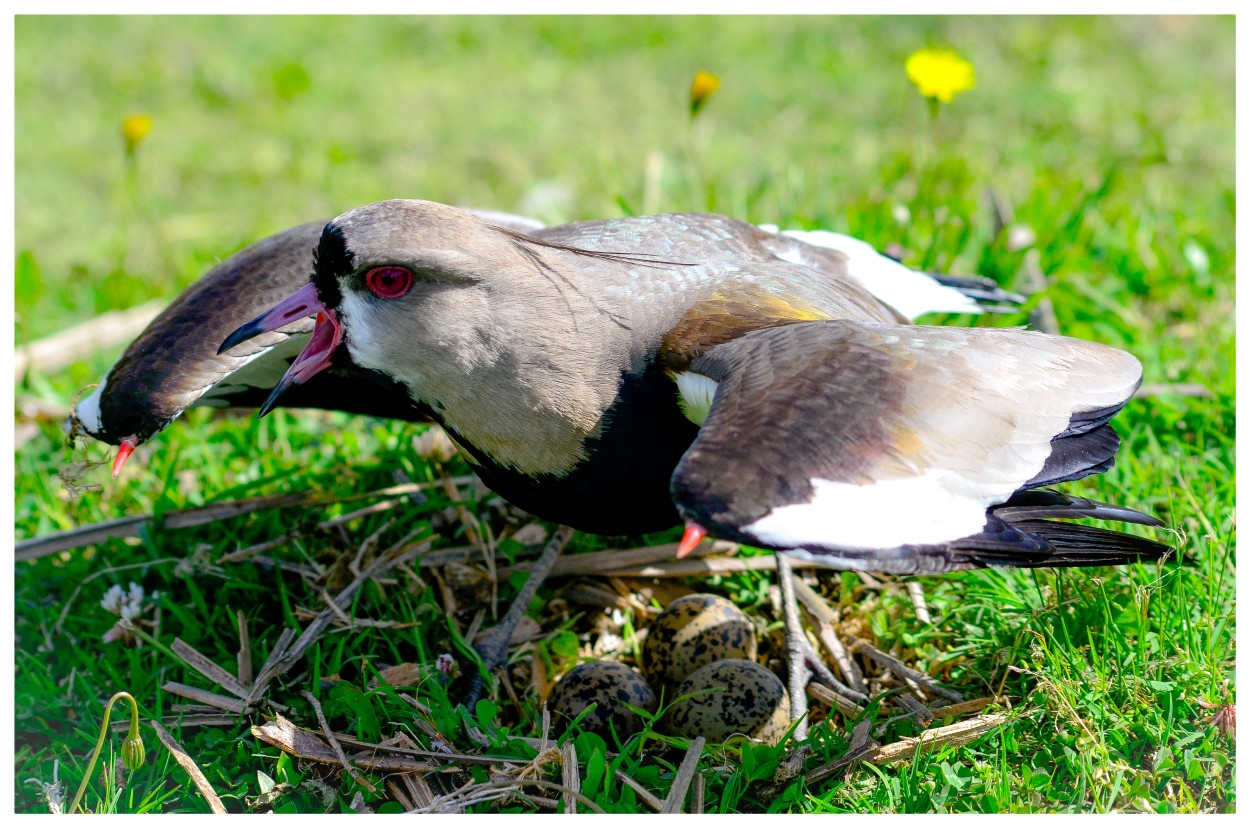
[364, 266, 414, 299]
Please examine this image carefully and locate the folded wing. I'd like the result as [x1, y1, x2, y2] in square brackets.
[670, 320, 1168, 572]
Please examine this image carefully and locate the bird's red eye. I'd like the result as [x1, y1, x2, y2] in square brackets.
[364, 266, 414, 299]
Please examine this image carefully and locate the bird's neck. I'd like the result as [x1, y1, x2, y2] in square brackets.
[343, 291, 638, 477]
[421, 354, 617, 477]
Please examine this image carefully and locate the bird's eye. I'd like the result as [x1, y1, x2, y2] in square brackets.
[364, 266, 414, 299]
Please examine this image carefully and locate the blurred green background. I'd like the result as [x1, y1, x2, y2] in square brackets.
[16, 16, 1233, 340]
[13, 15, 1235, 814]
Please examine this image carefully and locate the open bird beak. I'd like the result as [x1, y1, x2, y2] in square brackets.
[218, 282, 343, 417]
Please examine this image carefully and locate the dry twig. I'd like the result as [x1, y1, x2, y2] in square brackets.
[302, 691, 377, 794]
[383, 734, 440, 812]
[614, 768, 664, 813]
[161, 682, 248, 715]
[245, 629, 296, 708]
[410, 779, 605, 814]
[805, 713, 1011, 786]
[18, 480, 462, 562]
[150, 720, 228, 814]
[846, 635, 963, 703]
[792, 579, 869, 697]
[171, 639, 251, 700]
[929, 697, 996, 719]
[236, 610, 253, 686]
[251, 716, 435, 774]
[661, 737, 705, 814]
[249, 534, 434, 702]
[805, 681, 869, 718]
[906, 581, 932, 625]
[162, 714, 235, 729]
[560, 741, 579, 814]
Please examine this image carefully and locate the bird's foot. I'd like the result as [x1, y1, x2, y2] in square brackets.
[775, 552, 869, 740]
[461, 525, 575, 710]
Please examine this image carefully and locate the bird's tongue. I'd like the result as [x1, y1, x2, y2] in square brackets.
[217, 282, 343, 417]
[259, 310, 342, 416]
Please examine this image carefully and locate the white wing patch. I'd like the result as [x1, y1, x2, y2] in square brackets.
[74, 378, 108, 434]
[675, 371, 719, 426]
[758, 225, 979, 320]
[744, 470, 992, 550]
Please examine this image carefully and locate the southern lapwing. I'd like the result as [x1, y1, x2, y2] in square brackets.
[71, 199, 1170, 709]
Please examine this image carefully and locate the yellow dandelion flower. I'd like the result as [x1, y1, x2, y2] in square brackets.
[905, 48, 976, 103]
[689, 70, 720, 116]
[122, 113, 152, 155]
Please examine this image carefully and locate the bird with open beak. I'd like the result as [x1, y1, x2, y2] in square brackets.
[71, 199, 1170, 703]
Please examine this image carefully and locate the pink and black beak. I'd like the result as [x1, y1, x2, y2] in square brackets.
[218, 282, 343, 417]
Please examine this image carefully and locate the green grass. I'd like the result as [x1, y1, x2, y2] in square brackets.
[14, 15, 1235, 814]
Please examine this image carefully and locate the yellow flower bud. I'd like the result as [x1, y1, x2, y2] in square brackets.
[122, 114, 153, 156]
[689, 71, 721, 116]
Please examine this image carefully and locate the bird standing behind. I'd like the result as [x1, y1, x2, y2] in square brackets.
[73, 199, 1170, 572]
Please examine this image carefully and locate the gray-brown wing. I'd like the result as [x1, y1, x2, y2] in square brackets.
[670, 320, 1147, 565]
[71, 221, 430, 447]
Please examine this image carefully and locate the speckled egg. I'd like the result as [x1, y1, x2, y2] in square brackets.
[664, 659, 790, 745]
[642, 593, 757, 687]
[547, 661, 657, 740]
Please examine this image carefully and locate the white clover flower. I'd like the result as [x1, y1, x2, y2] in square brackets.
[101, 582, 147, 643]
[100, 584, 126, 615]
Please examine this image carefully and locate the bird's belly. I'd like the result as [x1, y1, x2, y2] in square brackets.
[446, 362, 700, 535]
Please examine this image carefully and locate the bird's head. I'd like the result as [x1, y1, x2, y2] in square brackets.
[218, 199, 584, 417]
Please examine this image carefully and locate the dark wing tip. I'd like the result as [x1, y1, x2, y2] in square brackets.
[924, 271, 1029, 308]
